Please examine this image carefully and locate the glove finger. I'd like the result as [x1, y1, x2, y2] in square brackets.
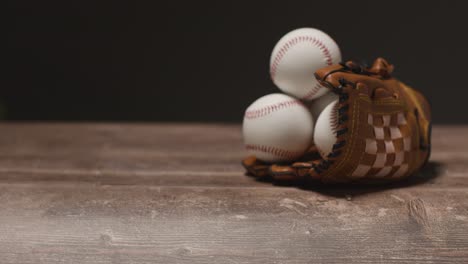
[292, 161, 322, 180]
[241, 156, 269, 178]
[269, 164, 301, 181]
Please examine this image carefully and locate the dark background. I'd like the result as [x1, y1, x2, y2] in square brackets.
[6, 1, 468, 123]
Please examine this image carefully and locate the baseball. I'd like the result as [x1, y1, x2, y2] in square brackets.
[307, 91, 339, 122]
[270, 28, 341, 101]
[314, 99, 339, 158]
[243, 93, 314, 163]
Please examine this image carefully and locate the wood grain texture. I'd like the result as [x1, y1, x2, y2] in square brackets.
[0, 123, 467, 264]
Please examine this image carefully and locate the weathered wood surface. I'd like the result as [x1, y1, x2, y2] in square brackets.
[0, 123, 467, 264]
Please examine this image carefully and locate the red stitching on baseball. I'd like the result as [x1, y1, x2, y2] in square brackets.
[300, 83, 324, 101]
[245, 144, 302, 160]
[317, 102, 339, 159]
[270, 35, 334, 81]
[244, 99, 303, 119]
[330, 101, 340, 134]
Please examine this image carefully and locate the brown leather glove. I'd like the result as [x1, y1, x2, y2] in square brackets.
[242, 58, 432, 184]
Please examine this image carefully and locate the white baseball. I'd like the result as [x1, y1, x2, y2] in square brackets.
[270, 28, 341, 101]
[307, 91, 339, 122]
[314, 99, 339, 158]
[243, 93, 314, 163]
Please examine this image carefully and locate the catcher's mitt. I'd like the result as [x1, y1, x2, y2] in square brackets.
[242, 58, 432, 184]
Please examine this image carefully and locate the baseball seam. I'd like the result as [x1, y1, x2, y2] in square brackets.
[301, 83, 324, 101]
[330, 101, 340, 135]
[244, 99, 303, 119]
[319, 101, 340, 158]
[245, 144, 302, 160]
[270, 35, 334, 82]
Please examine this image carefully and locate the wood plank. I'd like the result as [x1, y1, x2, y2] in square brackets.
[0, 124, 466, 188]
[0, 123, 243, 172]
[0, 183, 467, 264]
[0, 123, 467, 263]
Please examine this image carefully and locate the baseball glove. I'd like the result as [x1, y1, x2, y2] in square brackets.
[242, 58, 432, 184]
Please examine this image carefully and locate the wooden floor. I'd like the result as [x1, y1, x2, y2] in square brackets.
[0, 123, 467, 264]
